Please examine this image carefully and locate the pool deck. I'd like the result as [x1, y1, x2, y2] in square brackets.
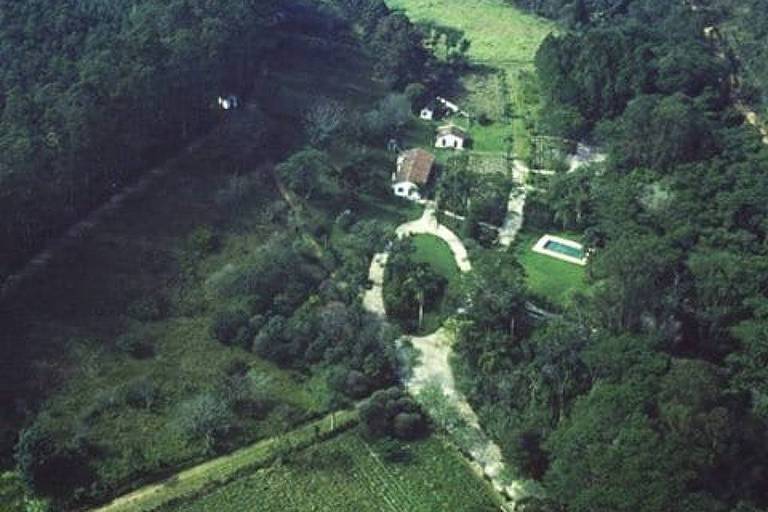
[532, 234, 588, 266]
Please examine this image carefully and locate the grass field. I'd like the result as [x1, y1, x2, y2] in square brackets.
[411, 235, 461, 284]
[409, 234, 461, 334]
[515, 231, 587, 307]
[168, 430, 499, 512]
[387, 0, 554, 158]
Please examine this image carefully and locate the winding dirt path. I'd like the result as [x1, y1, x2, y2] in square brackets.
[363, 204, 525, 509]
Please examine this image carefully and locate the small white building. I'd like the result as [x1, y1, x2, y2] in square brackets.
[420, 106, 435, 120]
[392, 148, 436, 201]
[435, 124, 468, 150]
[436, 96, 460, 114]
[218, 94, 239, 110]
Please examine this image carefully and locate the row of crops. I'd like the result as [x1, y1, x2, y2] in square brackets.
[169, 431, 500, 511]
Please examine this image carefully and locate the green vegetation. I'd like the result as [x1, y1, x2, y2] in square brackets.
[411, 235, 461, 284]
[713, 0, 768, 116]
[0, 2, 444, 509]
[453, 1, 768, 511]
[384, 238, 452, 335]
[409, 235, 462, 333]
[515, 231, 586, 307]
[515, 232, 586, 307]
[97, 410, 358, 512]
[165, 430, 499, 512]
[387, 0, 552, 68]
[387, 0, 554, 158]
[8, 0, 768, 511]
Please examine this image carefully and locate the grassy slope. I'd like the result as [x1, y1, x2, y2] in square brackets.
[387, 0, 554, 157]
[411, 234, 461, 284]
[95, 410, 358, 512]
[168, 430, 499, 512]
[515, 231, 586, 307]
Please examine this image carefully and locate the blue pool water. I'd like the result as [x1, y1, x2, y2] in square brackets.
[544, 240, 584, 259]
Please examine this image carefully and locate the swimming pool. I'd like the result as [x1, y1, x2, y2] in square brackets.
[532, 235, 588, 266]
[544, 240, 585, 259]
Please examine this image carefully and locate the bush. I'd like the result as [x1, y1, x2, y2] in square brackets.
[392, 412, 428, 440]
[175, 393, 233, 453]
[123, 377, 159, 411]
[188, 226, 219, 256]
[359, 387, 429, 440]
[126, 296, 166, 322]
[115, 330, 154, 359]
[210, 309, 252, 346]
[15, 420, 95, 501]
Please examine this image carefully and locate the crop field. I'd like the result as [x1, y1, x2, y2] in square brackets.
[168, 430, 499, 512]
[387, 0, 554, 158]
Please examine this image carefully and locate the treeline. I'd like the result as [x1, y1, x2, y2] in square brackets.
[0, 0, 283, 280]
[717, 0, 768, 112]
[456, 2, 768, 511]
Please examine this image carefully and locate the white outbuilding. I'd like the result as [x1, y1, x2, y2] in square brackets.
[218, 94, 239, 110]
[435, 124, 468, 150]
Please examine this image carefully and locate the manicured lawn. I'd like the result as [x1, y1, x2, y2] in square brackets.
[409, 234, 462, 334]
[411, 234, 461, 285]
[515, 231, 587, 307]
[168, 431, 499, 512]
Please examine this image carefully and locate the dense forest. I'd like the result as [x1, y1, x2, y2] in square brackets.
[0, 0, 281, 278]
[717, 0, 768, 113]
[454, 0, 768, 511]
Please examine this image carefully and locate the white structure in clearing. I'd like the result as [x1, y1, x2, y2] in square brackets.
[436, 96, 460, 114]
[218, 95, 239, 110]
[435, 124, 467, 150]
[532, 234, 588, 266]
[420, 106, 435, 120]
[392, 148, 436, 201]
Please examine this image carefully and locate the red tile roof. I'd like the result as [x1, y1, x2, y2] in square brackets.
[396, 149, 436, 185]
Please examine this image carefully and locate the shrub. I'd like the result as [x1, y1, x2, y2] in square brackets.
[115, 330, 154, 359]
[15, 419, 95, 501]
[126, 296, 166, 322]
[188, 226, 219, 256]
[175, 393, 233, 453]
[392, 412, 428, 440]
[359, 387, 429, 440]
[210, 309, 252, 346]
[123, 377, 159, 411]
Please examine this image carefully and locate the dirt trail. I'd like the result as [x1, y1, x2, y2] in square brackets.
[363, 205, 526, 509]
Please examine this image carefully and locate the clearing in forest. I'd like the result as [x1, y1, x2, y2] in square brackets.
[387, 0, 554, 157]
[515, 230, 587, 307]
